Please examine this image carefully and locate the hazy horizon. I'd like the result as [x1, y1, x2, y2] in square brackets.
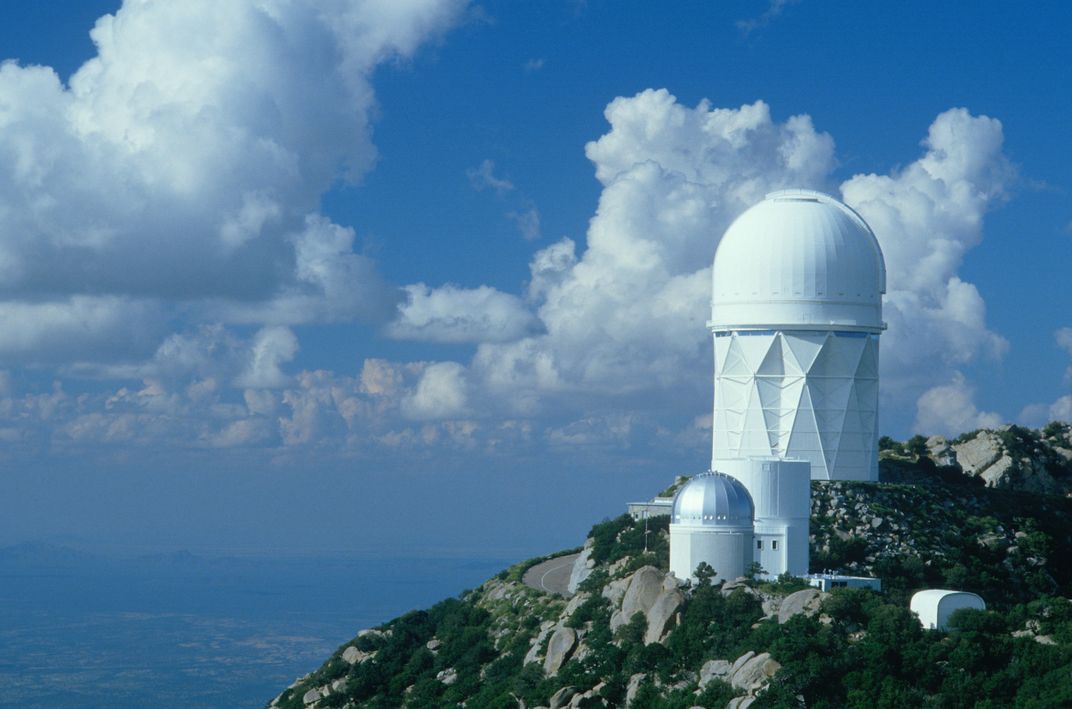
[1, 1, 1070, 704]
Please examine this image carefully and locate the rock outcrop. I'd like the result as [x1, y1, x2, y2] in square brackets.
[625, 673, 646, 707]
[543, 626, 578, 675]
[524, 621, 556, 666]
[948, 428, 1065, 494]
[601, 565, 684, 644]
[341, 645, 373, 664]
[729, 651, 781, 691]
[610, 566, 664, 631]
[601, 576, 631, 607]
[697, 659, 732, 688]
[567, 540, 595, 594]
[777, 588, 825, 624]
[643, 587, 684, 644]
[927, 435, 958, 467]
[953, 431, 1019, 487]
[548, 685, 575, 709]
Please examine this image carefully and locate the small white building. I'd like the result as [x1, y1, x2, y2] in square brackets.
[910, 590, 986, 631]
[715, 457, 810, 578]
[669, 472, 754, 584]
[805, 573, 882, 592]
[626, 497, 673, 521]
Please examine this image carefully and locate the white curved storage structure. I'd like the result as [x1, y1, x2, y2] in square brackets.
[910, 590, 986, 631]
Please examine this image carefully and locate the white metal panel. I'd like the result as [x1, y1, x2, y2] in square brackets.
[712, 331, 880, 481]
[671, 472, 754, 526]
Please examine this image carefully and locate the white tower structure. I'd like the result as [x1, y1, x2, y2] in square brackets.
[713, 457, 811, 577]
[669, 472, 754, 583]
[710, 190, 886, 481]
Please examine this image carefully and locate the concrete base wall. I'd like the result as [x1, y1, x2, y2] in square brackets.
[670, 524, 752, 583]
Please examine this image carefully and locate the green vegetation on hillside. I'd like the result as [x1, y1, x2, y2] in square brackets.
[588, 513, 669, 568]
[758, 594, 1072, 708]
[270, 425, 1072, 709]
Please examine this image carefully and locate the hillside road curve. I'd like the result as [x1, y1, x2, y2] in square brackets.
[522, 553, 580, 597]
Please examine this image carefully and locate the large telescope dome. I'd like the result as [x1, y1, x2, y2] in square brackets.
[671, 472, 754, 526]
[710, 189, 886, 332]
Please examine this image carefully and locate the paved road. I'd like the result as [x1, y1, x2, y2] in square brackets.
[522, 553, 580, 597]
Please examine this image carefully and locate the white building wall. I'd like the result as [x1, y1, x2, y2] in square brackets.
[751, 522, 809, 578]
[712, 331, 879, 482]
[715, 457, 811, 577]
[752, 525, 787, 578]
[627, 498, 673, 520]
[669, 524, 752, 583]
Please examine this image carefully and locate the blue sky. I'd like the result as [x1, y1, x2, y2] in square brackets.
[0, 0, 1069, 556]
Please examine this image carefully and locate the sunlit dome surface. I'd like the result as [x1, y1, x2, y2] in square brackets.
[710, 189, 886, 332]
[671, 472, 754, 526]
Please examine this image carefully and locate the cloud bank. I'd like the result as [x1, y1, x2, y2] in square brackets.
[0, 0, 466, 356]
[0, 3, 1049, 466]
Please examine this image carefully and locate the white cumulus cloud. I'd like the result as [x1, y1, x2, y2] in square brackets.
[402, 362, 469, 420]
[0, 0, 465, 362]
[237, 326, 300, 389]
[394, 94, 1016, 447]
[0, 68, 1033, 460]
[465, 92, 837, 414]
[842, 108, 1013, 404]
[388, 283, 540, 343]
[914, 372, 1003, 436]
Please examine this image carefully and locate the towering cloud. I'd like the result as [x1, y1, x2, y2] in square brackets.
[841, 108, 1013, 399]
[470, 91, 838, 421]
[0, 5, 1028, 462]
[0, 0, 466, 360]
[451, 96, 1014, 443]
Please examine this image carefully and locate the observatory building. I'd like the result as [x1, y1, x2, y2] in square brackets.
[709, 189, 886, 482]
[669, 472, 754, 583]
[713, 457, 811, 577]
[670, 189, 886, 582]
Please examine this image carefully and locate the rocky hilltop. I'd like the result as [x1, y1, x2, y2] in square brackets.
[884, 421, 1072, 494]
[268, 424, 1072, 708]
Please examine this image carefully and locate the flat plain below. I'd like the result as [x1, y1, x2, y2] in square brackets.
[0, 543, 510, 708]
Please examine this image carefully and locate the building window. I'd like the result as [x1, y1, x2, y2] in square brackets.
[772, 540, 779, 550]
[757, 540, 763, 550]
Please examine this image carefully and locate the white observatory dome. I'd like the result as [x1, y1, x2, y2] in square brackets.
[710, 189, 886, 332]
[671, 472, 754, 526]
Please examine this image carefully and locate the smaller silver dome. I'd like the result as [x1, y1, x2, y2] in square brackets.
[671, 471, 754, 526]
